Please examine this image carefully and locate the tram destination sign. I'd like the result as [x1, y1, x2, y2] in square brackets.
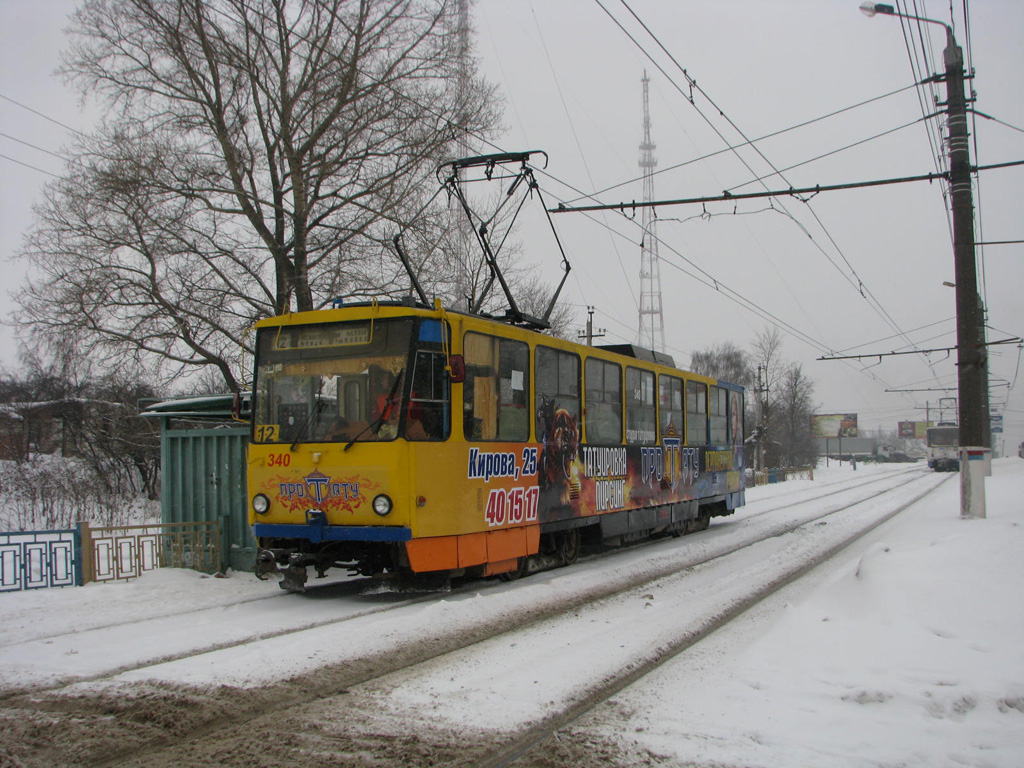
[275, 323, 371, 350]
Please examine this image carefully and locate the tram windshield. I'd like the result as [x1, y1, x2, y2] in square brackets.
[927, 426, 959, 447]
[252, 319, 414, 445]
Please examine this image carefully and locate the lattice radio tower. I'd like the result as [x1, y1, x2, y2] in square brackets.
[637, 71, 665, 353]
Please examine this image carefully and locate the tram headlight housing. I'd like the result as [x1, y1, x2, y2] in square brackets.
[252, 494, 270, 515]
[372, 494, 393, 517]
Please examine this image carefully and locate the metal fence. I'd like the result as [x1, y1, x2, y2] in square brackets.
[82, 521, 221, 583]
[0, 520, 221, 591]
[0, 528, 79, 592]
[747, 466, 815, 486]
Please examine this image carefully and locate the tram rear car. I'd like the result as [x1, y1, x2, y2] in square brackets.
[247, 303, 746, 589]
[926, 424, 960, 471]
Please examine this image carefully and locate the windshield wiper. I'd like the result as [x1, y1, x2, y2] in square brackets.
[290, 390, 325, 451]
[344, 370, 404, 452]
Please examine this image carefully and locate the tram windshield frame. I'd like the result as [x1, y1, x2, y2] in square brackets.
[926, 426, 959, 447]
[251, 318, 423, 445]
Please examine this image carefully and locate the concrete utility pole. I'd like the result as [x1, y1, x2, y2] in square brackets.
[755, 365, 769, 472]
[578, 306, 606, 347]
[943, 29, 988, 457]
[860, 2, 989, 517]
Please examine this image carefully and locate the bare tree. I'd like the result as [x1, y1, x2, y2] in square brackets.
[688, 341, 754, 447]
[16, 0, 500, 392]
[774, 363, 817, 467]
[686, 331, 817, 468]
[750, 327, 785, 398]
[689, 342, 753, 388]
[746, 327, 779, 469]
[749, 328, 818, 468]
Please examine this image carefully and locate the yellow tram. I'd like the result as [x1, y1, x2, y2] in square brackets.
[247, 299, 746, 590]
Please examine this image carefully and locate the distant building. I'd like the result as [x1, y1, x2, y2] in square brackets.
[0, 400, 88, 461]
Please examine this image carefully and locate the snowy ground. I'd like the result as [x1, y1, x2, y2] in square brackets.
[579, 458, 1024, 767]
[1, 459, 1022, 767]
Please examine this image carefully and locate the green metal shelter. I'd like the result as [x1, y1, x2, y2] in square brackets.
[140, 395, 255, 573]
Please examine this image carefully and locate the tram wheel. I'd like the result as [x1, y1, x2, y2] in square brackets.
[498, 557, 527, 581]
[558, 528, 581, 566]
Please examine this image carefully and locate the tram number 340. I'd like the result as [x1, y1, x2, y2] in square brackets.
[484, 486, 540, 528]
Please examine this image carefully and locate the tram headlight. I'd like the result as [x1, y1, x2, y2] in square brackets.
[372, 494, 393, 517]
[252, 494, 270, 515]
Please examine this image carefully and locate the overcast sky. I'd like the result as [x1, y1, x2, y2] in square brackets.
[1, 0, 1022, 453]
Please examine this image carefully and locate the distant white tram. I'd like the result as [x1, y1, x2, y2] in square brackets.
[926, 424, 959, 471]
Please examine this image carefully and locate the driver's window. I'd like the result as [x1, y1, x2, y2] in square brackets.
[406, 351, 450, 441]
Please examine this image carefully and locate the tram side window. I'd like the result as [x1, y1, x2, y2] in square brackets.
[709, 386, 728, 445]
[463, 332, 530, 441]
[731, 391, 744, 446]
[626, 367, 656, 444]
[535, 346, 581, 447]
[686, 380, 708, 445]
[407, 350, 450, 441]
[659, 375, 684, 438]
[585, 358, 622, 444]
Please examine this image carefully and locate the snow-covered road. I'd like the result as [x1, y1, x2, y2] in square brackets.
[1, 460, 1021, 768]
[2, 464, 927, 692]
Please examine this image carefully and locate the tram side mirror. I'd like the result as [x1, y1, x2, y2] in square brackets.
[448, 355, 466, 383]
[233, 392, 252, 421]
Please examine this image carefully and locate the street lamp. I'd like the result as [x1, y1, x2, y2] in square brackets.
[861, 2, 989, 518]
[859, 3, 953, 43]
[857, 1, 889, 17]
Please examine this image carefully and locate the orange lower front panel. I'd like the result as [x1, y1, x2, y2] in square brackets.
[405, 525, 540, 573]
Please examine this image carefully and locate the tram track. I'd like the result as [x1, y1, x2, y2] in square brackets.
[0, 579, 442, 698]
[471, 470, 951, 768]
[126, 473, 946, 766]
[0, 576, 367, 652]
[0, 468, 945, 768]
[3, 467, 926, 699]
[739, 463, 925, 521]
[194, 466, 943, 768]
[263, 467, 944, 768]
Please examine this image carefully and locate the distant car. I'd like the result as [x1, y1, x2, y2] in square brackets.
[887, 452, 917, 463]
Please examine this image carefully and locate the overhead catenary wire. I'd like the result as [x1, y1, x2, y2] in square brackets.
[0, 92, 87, 137]
[8, 3, 1003, 421]
[0, 131, 67, 161]
[593, 0, 947, 389]
[5, 0, 934, 370]
[623, 0, 990, 406]
[895, 1, 948, 178]
[0, 153, 59, 177]
[448, 126, 961, 404]
[526, 0, 639, 315]
[958, 0, 989, 311]
[562, 81, 923, 206]
[0, 94, 81, 176]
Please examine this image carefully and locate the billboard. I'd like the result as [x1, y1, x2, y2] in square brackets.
[898, 421, 931, 439]
[811, 413, 858, 438]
